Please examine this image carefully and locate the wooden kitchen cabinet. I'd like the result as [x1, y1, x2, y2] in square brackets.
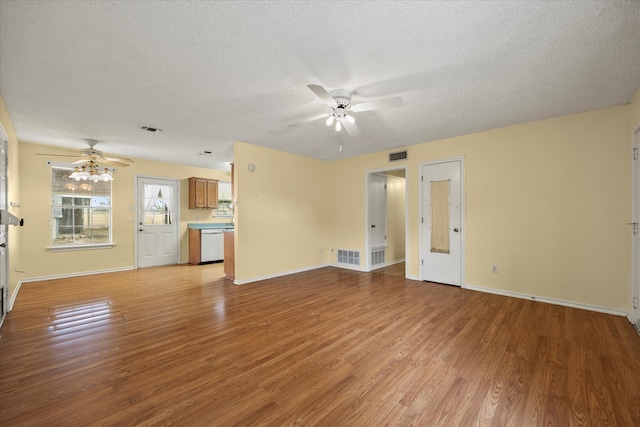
[189, 177, 218, 209]
[188, 228, 202, 265]
[224, 231, 235, 280]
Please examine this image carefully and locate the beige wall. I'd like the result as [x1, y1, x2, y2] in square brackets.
[233, 142, 330, 282]
[17, 141, 230, 279]
[237, 102, 635, 312]
[0, 96, 22, 305]
[341, 105, 632, 310]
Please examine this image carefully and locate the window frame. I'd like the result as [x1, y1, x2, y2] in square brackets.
[48, 161, 115, 251]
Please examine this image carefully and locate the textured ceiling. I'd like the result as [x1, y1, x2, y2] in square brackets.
[1, 1, 639, 171]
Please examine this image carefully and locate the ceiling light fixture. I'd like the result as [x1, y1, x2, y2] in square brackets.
[325, 110, 355, 133]
[325, 115, 335, 126]
[69, 161, 113, 182]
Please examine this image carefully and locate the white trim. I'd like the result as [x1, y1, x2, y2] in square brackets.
[370, 258, 405, 271]
[8, 267, 135, 313]
[233, 263, 329, 285]
[330, 262, 367, 272]
[631, 125, 640, 329]
[466, 283, 627, 317]
[17, 266, 135, 284]
[406, 274, 420, 281]
[364, 165, 409, 275]
[418, 156, 466, 287]
[47, 243, 116, 252]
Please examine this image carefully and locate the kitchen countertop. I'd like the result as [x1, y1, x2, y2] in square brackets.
[188, 223, 234, 230]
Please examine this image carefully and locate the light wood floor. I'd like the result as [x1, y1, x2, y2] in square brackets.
[1, 263, 639, 426]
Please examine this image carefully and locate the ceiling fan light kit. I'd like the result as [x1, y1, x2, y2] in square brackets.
[291, 84, 402, 140]
[69, 161, 113, 182]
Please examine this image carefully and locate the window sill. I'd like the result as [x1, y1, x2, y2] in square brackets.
[47, 243, 116, 252]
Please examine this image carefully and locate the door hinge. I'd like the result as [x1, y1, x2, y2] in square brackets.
[421, 217, 423, 224]
[384, 184, 387, 190]
[421, 259, 424, 266]
[421, 175, 423, 182]
[629, 222, 639, 235]
[634, 297, 639, 310]
[634, 146, 639, 161]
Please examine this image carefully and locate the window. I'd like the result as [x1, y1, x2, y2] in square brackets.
[214, 181, 233, 217]
[51, 167, 112, 247]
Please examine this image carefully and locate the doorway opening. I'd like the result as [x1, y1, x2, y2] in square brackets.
[365, 167, 408, 275]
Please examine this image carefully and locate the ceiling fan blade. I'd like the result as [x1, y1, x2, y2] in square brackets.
[342, 119, 361, 137]
[35, 153, 78, 157]
[104, 156, 134, 164]
[73, 159, 89, 165]
[288, 112, 330, 127]
[307, 84, 338, 108]
[101, 160, 130, 167]
[350, 96, 403, 112]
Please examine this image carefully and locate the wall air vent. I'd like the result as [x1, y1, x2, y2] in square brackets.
[140, 126, 162, 133]
[337, 249, 360, 265]
[389, 150, 407, 162]
[371, 248, 386, 266]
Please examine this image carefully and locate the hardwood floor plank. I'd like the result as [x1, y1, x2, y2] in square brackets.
[1, 263, 639, 426]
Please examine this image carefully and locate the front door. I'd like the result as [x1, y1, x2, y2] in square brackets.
[136, 177, 179, 268]
[420, 158, 463, 286]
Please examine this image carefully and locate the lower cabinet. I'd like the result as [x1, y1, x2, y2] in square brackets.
[224, 231, 235, 280]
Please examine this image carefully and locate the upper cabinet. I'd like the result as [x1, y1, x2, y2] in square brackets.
[189, 177, 218, 209]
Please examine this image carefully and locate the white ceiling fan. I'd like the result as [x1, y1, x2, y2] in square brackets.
[38, 139, 134, 167]
[290, 84, 403, 137]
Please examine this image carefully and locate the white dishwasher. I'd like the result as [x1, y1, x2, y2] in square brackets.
[201, 229, 224, 263]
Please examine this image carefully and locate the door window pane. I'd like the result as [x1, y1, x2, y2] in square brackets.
[431, 180, 450, 254]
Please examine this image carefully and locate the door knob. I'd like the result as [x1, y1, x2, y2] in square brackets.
[371, 225, 376, 228]
[139, 228, 144, 232]
[453, 228, 459, 232]
[139, 221, 143, 226]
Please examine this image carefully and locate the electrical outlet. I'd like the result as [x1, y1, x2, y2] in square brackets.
[491, 265, 498, 273]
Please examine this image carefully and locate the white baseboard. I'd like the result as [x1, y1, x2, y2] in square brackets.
[8, 267, 135, 313]
[371, 258, 405, 270]
[233, 264, 330, 285]
[465, 283, 628, 317]
[328, 263, 367, 272]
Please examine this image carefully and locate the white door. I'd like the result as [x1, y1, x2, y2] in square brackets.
[0, 135, 8, 321]
[369, 173, 387, 249]
[421, 159, 463, 286]
[136, 177, 179, 268]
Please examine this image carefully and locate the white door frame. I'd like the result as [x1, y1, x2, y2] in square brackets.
[134, 175, 181, 269]
[364, 165, 408, 274]
[631, 126, 640, 331]
[419, 156, 466, 287]
[0, 133, 7, 324]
